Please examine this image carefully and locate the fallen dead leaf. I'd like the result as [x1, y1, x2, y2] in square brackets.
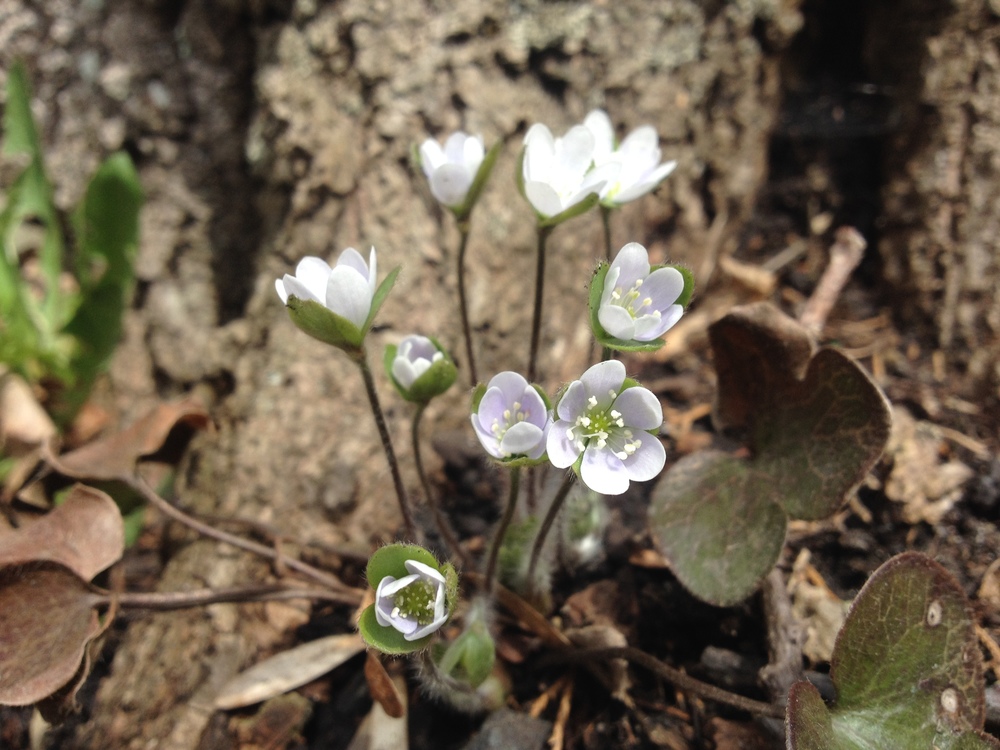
[788, 550, 849, 664]
[214, 632, 365, 710]
[0, 371, 57, 455]
[345, 674, 408, 750]
[47, 397, 210, 481]
[365, 652, 404, 719]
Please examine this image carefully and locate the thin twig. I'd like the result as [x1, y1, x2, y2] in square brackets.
[526, 473, 575, 593]
[546, 646, 785, 719]
[125, 473, 362, 596]
[527, 225, 553, 383]
[455, 220, 478, 385]
[799, 227, 866, 335]
[355, 349, 418, 540]
[412, 403, 471, 567]
[484, 466, 520, 592]
[94, 583, 362, 610]
[601, 206, 613, 263]
[758, 567, 805, 704]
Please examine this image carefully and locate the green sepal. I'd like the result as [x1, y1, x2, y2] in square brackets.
[670, 263, 695, 309]
[358, 604, 434, 654]
[470, 383, 487, 412]
[385, 338, 458, 404]
[363, 265, 400, 333]
[491, 453, 549, 469]
[452, 140, 502, 222]
[285, 296, 364, 353]
[538, 191, 600, 228]
[441, 562, 459, 616]
[531, 383, 552, 411]
[514, 147, 527, 202]
[366, 543, 440, 588]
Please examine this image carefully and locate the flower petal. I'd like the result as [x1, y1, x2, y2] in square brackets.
[556, 380, 587, 422]
[407, 610, 448, 640]
[392, 357, 420, 389]
[546, 419, 582, 468]
[326, 264, 373, 328]
[378, 573, 420, 598]
[611, 386, 662, 430]
[295, 256, 333, 300]
[610, 243, 651, 290]
[463, 135, 485, 172]
[632, 313, 669, 341]
[367, 247, 378, 294]
[279, 274, 321, 305]
[556, 125, 596, 180]
[404, 559, 446, 583]
[487, 372, 531, 409]
[430, 163, 473, 207]
[444, 131, 468, 163]
[600, 264, 621, 307]
[623, 435, 665, 482]
[518, 384, 548, 428]
[598, 304, 636, 340]
[580, 360, 626, 409]
[419, 139, 445, 176]
[336, 247, 369, 279]
[581, 444, 630, 495]
[584, 109, 615, 162]
[614, 160, 676, 204]
[476, 385, 509, 426]
[525, 181, 564, 218]
[523, 124, 555, 181]
[641, 266, 684, 308]
[500, 421, 544, 456]
[619, 125, 658, 155]
[471, 414, 503, 459]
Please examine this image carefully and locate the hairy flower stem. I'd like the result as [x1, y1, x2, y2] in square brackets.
[601, 205, 613, 263]
[356, 349, 418, 540]
[526, 473, 575, 593]
[413, 403, 471, 567]
[484, 466, 521, 593]
[527, 225, 553, 383]
[455, 220, 478, 385]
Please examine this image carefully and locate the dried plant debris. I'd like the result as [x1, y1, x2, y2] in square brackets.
[883, 405, 974, 525]
[0, 485, 124, 707]
[650, 302, 892, 605]
[786, 552, 1000, 749]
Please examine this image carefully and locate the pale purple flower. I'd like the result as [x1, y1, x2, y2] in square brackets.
[546, 360, 665, 496]
[599, 243, 685, 341]
[471, 372, 550, 460]
[374, 559, 448, 641]
[419, 132, 485, 208]
[392, 335, 444, 390]
[583, 110, 677, 206]
[275, 247, 377, 329]
[521, 123, 618, 219]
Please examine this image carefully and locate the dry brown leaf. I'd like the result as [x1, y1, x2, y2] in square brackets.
[565, 625, 633, 706]
[0, 563, 103, 706]
[345, 674, 409, 750]
[0, 372, 57, 455]
[364, 652, 405, 719]
[788, 550, 849, 664]
[49, 397, 210, 480]
[0, 485, 125, 581]
[214, 632, 365, 710]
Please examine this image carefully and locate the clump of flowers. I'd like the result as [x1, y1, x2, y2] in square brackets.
[546, 360, 665, 496]
[471, 371, 551, 463]
[583, 109, 676, 206]
[520, 123, 618, 225]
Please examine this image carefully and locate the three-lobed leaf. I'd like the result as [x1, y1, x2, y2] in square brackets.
[650, 303, 892, 605]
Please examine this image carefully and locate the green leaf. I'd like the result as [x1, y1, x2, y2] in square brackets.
[650, 452, 786, 606]
[787, 553, 1000, 750]
[2, 63, 41, 157]
[58, 152, 142, 421]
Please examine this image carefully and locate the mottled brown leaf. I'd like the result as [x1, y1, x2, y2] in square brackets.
[50, 397, 210, 480]
[365, 651, 404, 719]
[0, 563, 103, 706]
[0, 484, 124, 580]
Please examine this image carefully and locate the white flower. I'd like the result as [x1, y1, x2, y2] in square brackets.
[598, 242, 685, 341]
[521, 123, 618, 219]
[419, 132, 485, 208]
[583, 110, 676, 206]
[374, 559, 448, 641]
[392, 335, 444, 390]
[471, 371, 550, 461]
[275, 246, 377, 330]
[546, 360, 665, 496]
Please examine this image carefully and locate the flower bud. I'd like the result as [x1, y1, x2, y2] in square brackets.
[385, 335, 457, 403]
